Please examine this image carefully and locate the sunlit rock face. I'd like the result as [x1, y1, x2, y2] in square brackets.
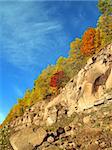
[10, 44, 112, 129]
[9, 127, 47, 150]
[77, 44, 112, 110]
[44, 43, 112, 125]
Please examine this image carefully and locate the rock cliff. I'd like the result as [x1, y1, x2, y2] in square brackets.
[44, 43, 112, 125]
[1, 43, 112, 150]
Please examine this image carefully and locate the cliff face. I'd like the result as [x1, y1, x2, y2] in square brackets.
[1, 43, 112, 150]
[44, 43, 112, 126]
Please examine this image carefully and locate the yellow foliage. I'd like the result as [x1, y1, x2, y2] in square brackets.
[97, 15, 112, 46]
[69, 38, 81, 58]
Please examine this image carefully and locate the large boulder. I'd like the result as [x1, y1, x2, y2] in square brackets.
[46, 106, 57, 126]
[10, 127, 47, 150]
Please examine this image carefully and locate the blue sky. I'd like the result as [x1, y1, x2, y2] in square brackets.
[0, 0, 100, 123]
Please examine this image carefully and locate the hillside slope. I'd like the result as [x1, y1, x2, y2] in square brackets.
[0, 43, 112, 150]
[1, 96, 112, 150]
[2, 0, 112, 127]
[0, 0, 112, 149]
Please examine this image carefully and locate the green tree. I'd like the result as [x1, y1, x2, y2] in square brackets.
[56, 56, 66, 66]
[69, 38, 81, 58]
[94, 28, 101, 52]
[97, 0, 112, 46]
[23, 89, 31, 107]
[33, 65, 56, 101]
[97, 15, 112, 46]
[98, 0, 112, 15]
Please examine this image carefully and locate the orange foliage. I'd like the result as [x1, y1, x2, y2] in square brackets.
[81, 28, 96, 56]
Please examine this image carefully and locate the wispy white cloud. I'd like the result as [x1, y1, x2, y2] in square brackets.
[0, 2, 63, 70]
[0, 1, 98, 72]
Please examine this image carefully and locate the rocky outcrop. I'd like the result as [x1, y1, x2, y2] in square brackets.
[44, 43, 112, 125]
[9, 127, 47, 150]
[2, 102, 112, 150]
[8, 43, 112, 150]
[9, 44, 112, 129]
[34, 102, 112, 150]
[10, 101, 46, 131]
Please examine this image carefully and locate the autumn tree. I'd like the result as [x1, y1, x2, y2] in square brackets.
[81, 28, 96, 56]
[65, 38, 87, 78]
[94, 28, 101, 52]
[23, 89, 32, 107]
[97, 15, 112, 46]
[97, 0, 112, 46]
[33, 65, 56, 101]
[69, 38, 82, 58]
[56, 56, 66, 71]
[50, 71, 64, 88]
[98, 0, 112, 15]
